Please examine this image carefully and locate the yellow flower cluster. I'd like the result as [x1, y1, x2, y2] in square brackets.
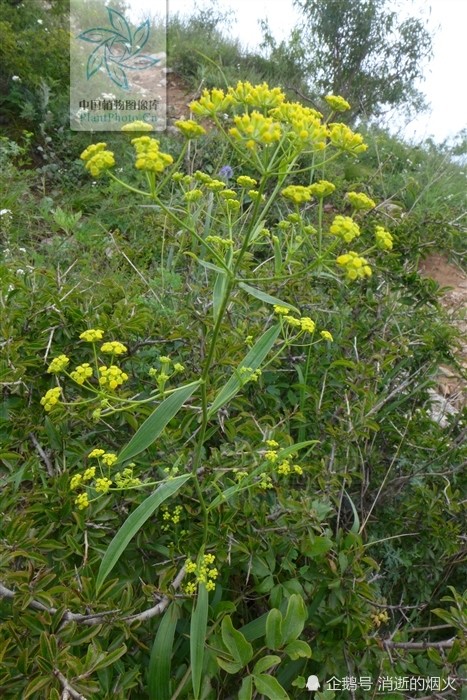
[101, 452, 118, 467]
[95, 477, 112, 494]
[88, 448, 105, 458]
[330, 215, 361, 243]
[320, 330, 334, 342]
[184, 189, 203, 202]
[273, 306, 316, 334]
[329, 123, 368, 154]
[184, 553, 219, 594]
[346, 191, 376, 211]
[131, 136, 174, 173]
[47, 354, 70, 374]
[337, 252, 372, 280]
[98, 365, 128, 390]
[121, 121, 153, 132]
[174, 120, 206, 139]
[237, 175, 257, 188]
[325, 94, 351, 112]
[189, 88, 234, 116]
[229, 81, 286, 110]
[375, 226, 393, 251]
[40, 387, 61, 411]
[281, 185, 312, 205]
[229, 111, 282, 149]
[75, 493, 89, 510]
[270, 102, 327, 150]
[101, 341, 127, 355]
[80, 142, 115, 177]
[80, 329, 104, 342]
[114, 466, 141, 488]
[70, 363, 93, 385]
[309, 180, 336, 198]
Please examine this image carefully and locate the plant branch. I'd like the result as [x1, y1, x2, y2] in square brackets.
[383, 638, 456, 650]
[53, 669, 87, 700]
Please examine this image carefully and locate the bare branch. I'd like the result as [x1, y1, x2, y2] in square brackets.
[54, 669, 87, 700]
[29, 432, 55, 477]
[383, 638, 456, 650]
[122, 567, 186, 623]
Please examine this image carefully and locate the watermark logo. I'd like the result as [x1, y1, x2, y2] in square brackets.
[77, 8, 159, 91]
[306, 675, 320, 692]
[70, 1, 167, 131]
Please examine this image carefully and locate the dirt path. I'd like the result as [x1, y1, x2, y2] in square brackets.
[418, 254, 467, 416]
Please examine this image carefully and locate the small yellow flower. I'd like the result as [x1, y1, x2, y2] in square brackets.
[88, 448, 105, 458]
[184, 189, 203, 202]
[281, 185, 312, 204]
[100, 341, 127, 355]
[237, 175, 257, 188]
[273, 305, 290, 315]
[75, 493, 89, 510]
[346, 191, 376, 211]
[121, 120, 153, 132]
[70, 474, 83, 490]
[265, 439, 279, 448]
[98, 365, 128, 390]
[293, 464, 303, 475]
[184, 581, 197, 595]
[375, 225, 393, 251]
[309, 180, 336, 198]
[174, 120, 206, 139]
[80, 329, 104, 342]
[320, 330, 334, 342]
[70, 363, 93, 385]
[329, 123, 367, 154]
[185, 559, 197, 573]
[300, 317, 316, 333]
[265, 450, 278, 462]
[336, 251, 372, 281]
[47, 355, 70, 374]
[189, 88, 234, 116]
[325, 95, 351, 112]
[205, 580, 216, 592]
[83, 467, 96, 481]
[277, 460, 291, 475]
[330, 215, 361, 243]
[284, 316, 301, 328]
[95, 477, 112, 493]
[40, 387, 61, 411]
[101, 453, 118, 467]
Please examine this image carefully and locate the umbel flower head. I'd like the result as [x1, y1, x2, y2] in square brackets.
[80, 143, 115, 177]
[131, 136, 174, 173]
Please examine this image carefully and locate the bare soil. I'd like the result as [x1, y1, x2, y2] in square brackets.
[418, 254, 467, 411]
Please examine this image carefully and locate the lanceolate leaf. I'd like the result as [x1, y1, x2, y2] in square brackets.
[208, 324, 281, 417]
[117, 381, 200, 464]
[191, 584, 209, 700]
[148, 603, 180, 700]
[95, 475, 191, 593]
[238, 282, 299, 313]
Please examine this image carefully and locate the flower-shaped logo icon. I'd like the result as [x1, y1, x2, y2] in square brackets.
[78, 8, 159, 90]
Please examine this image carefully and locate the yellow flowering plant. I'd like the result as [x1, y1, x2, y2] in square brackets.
[36, 82, 404, 698]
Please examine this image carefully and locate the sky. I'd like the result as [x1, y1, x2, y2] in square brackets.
[127, 0, 467, 144]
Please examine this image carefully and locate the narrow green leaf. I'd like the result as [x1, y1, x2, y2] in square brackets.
[23, 676, 50, 698]
[344, 490, 361, 534]
[117, 382, 200, 464]
[221, 616, 253, 666]
[273, 235, 282, 275]
[191, 584, 209, 700]
[148, 603, 180, 700]
[95, 475, 191, 593]
[265, 608, 283, 651]
[281, 594, 308, 645]
[89, 644, 127, 672]
[253, 655, 281, 675]
[238, 283, 299, 313]
[213, 272, 228, 321]
[253, 674, 290, 700]
[208, 324, 281, 417]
